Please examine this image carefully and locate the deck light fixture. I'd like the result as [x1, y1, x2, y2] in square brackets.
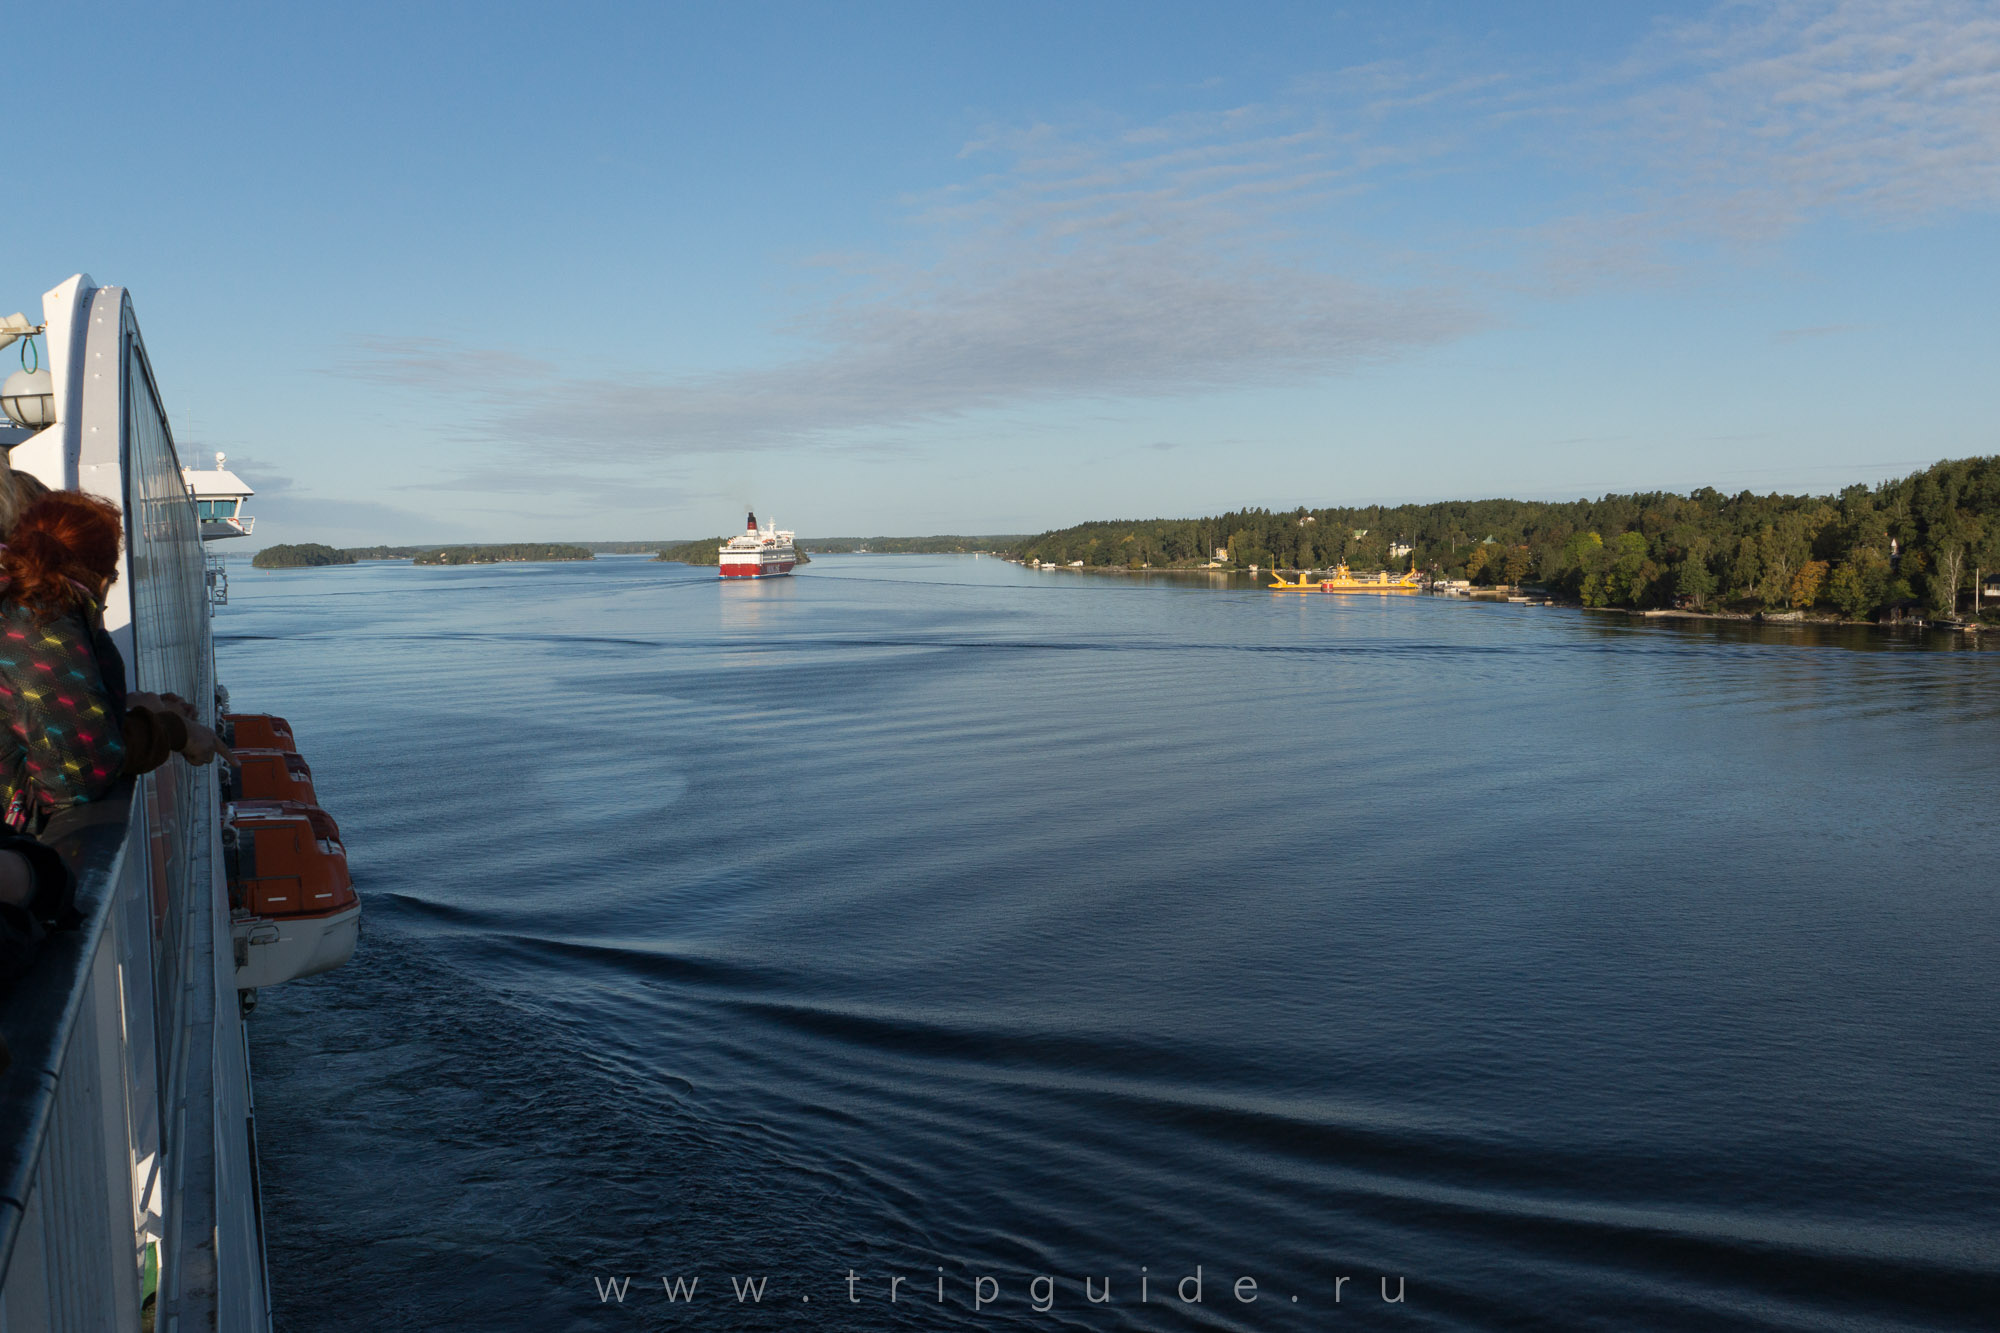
[0, 316, 53, 426]
[1, 315, 54, 429]
[0, 368, 53, 428]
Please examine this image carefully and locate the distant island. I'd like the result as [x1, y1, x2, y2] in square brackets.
[251, 543, 355, 569]
[587, 540, 691, 555]
[239, 455, 1998, 623]
[253, 543, 594, 568]
[652, 534, 1023, 564]
[1010, 455, 2000, 623]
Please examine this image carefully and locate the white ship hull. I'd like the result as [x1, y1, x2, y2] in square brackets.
[719, 550, 796, 578]
[718, 511, 797, 578]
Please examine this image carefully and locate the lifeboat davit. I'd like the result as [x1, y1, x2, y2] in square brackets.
[219, 713, 360, 990]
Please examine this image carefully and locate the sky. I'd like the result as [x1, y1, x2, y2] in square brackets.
[6, 0, 1999, 545]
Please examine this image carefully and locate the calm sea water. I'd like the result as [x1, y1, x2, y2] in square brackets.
[223, 555, 2000, 1332]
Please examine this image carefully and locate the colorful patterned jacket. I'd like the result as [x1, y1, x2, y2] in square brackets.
[0, 597, 187, 831]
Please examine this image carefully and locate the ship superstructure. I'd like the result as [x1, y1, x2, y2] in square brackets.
[719, 511, 797, 578]
[0, 274, 351, 1332]
[182, 452, 255, 540]
[181, 451, 255, 605]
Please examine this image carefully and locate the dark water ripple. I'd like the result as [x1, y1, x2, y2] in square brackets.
[226, 555, 2000, 1331]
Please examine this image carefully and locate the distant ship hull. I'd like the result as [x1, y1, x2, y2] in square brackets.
[1270, 565, 1422, 593]
[719, 555, 796, 578]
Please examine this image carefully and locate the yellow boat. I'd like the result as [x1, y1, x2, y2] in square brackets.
[1270, 562, 1422, 594]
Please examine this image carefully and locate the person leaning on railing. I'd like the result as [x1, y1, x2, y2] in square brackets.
[0, 489, 234, 995]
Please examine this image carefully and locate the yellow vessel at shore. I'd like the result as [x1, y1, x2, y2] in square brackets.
[1270, 563, 1423, 593]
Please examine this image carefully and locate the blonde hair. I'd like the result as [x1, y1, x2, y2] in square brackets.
[0, 458, 50, 541]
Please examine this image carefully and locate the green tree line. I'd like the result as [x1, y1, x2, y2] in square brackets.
[411, 544, 594, 565]
[801, 535, 1027, 553]
[1012, 456, 2000, 620]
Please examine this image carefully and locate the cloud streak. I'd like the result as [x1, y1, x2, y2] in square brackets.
[1772, 322, 1860, 342]
[1633, 0, 2000, 232]
[348, 104, 1478, 455]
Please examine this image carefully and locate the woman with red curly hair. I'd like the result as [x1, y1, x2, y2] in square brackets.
[0, 489, 231, 933]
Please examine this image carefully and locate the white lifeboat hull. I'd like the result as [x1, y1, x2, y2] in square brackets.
[233, 902, 361, 990]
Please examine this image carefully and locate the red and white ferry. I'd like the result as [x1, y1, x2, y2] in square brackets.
[719, 511, 798, 578]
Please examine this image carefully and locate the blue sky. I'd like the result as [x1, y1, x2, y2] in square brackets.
[8, 1, 1998, 544]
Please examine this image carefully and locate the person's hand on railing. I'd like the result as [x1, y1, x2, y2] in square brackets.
[175, 721, 235, 768]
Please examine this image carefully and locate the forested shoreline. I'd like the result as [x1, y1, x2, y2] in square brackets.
[1011, 457, 2000, 620]
[802, 535, 1026, 554]
[650, 534, 1020, 564]
[243, 458, 2000, 620]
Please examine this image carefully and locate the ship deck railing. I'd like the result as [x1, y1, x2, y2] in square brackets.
[0, 277, 270, 1332]
[0, 784, 264, 1331]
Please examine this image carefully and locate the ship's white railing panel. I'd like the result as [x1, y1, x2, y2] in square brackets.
[0, 280, 269, 1331]
[0, 811, 146, 1333]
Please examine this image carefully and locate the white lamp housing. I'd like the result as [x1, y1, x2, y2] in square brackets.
[0, 367, 55, 429]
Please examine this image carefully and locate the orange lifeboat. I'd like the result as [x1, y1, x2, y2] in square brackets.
[228, 798, 346, 862]
[225, 803, 356, 917]
[222, 712, 296, 752]
[221, 711, 360, 991]
[228, 748, 319, 804]
[227, 799, 361, 988]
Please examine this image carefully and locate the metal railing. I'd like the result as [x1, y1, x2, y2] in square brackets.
[0, 803, 149, 1331]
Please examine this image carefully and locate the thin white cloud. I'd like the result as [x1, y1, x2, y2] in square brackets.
[347, 103, 1478, 456]
[1489, 1, 2000, 292]
[338, 338, 555, 389]
[248, 493, 474, 547]
[1773, 322, 1860, 342]
[1633, 0, 2000, 232]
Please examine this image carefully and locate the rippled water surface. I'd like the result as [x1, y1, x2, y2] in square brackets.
[223, 555, 2000, 1331]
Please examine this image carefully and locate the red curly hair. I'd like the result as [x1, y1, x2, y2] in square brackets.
[2, 491, 123, 621]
